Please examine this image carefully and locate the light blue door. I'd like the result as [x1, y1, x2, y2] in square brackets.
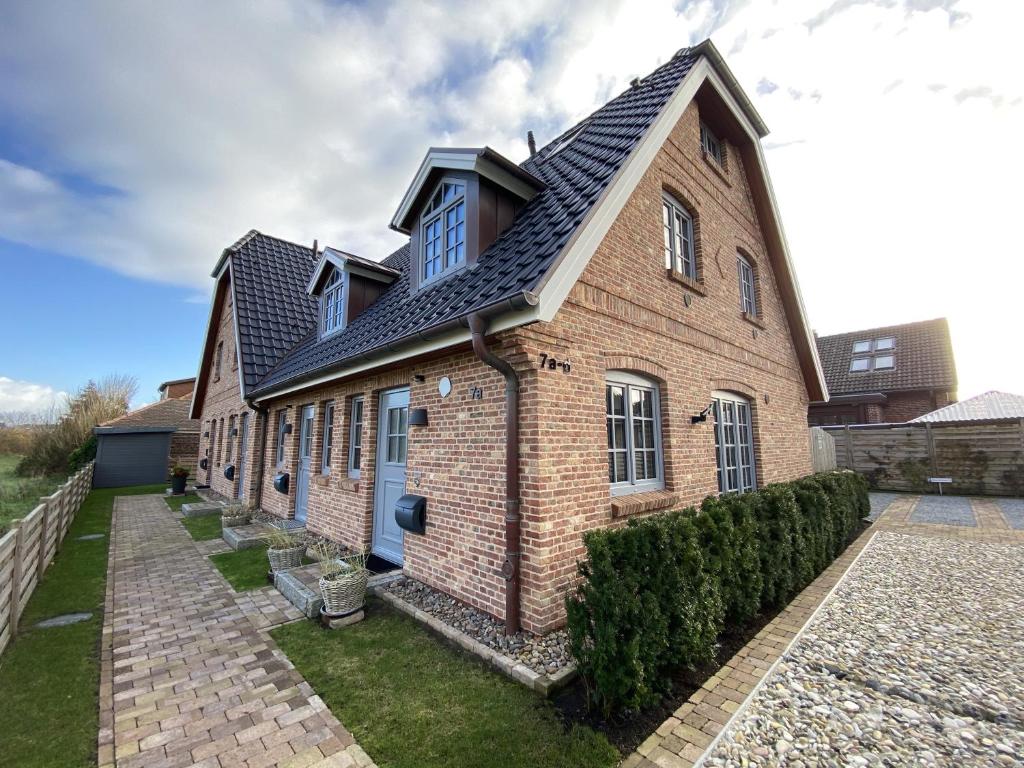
[373, 388, 409, 565]
[294, 405, 314, 524]
[236, 413, 249, 500]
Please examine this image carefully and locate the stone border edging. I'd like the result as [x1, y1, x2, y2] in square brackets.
[371, 586, 577, 697]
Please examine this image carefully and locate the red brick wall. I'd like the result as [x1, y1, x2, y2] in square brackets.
[250, 100, 814, 633]
[192, 279, 260, 501]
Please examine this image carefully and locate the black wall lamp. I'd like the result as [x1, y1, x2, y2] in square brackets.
[282, 422, 293, 434]
[409, 408, 429, 427]
[691, 402, 715, 424]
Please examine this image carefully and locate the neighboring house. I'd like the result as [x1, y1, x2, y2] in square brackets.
[158, 377, 196, 400]
[189, 40, 826, 634]
[808, 318, 957, 426]
[911, 390, 1024, 423]
[93, 394, 200, 488]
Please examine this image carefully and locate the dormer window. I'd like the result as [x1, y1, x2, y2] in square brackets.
[320, 268, 345, 336]
[421, 181, 466, 282]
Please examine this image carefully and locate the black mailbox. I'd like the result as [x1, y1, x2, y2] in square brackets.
[273, 472, 290, 494]
[395, 494, 427, 535]
[199, 458, 208, 470]
[223, 464, 235, 480]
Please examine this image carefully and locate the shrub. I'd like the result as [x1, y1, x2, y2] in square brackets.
[697, 494, 761, 626]
[565, 512, 720, 716]
[67, 435, 97, 473]
[566, 471, 868, 715]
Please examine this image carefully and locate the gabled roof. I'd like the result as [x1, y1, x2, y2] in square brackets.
[96, 396, 199, 434]
[190, 231, 320, 417]
[307, 246, 400, 295]
[815, 318, 957, 397]
[912, 390, 1024, 423]
[245, 39, 825, 401]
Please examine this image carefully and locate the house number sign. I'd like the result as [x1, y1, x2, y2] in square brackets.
[538, 353, 571, 373]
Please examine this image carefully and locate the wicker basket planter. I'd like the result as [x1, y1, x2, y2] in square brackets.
[267, 544, 305, 573]
[221, 513, 251, 528]
[320, 566, 369, 616]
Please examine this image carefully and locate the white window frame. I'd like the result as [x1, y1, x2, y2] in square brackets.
[737, 254, 757, 316]
[662, 194, 696, 279]
[700, 121, 723, 165]
[321, 400, 335, 475]
[275, 410, 288, 467]
[320, 268, 346, 337]
[606, 371, 664, 496]
[421, 179, 467, 284]
[712, 390, 756, 495]
[348, 396, 364, 478]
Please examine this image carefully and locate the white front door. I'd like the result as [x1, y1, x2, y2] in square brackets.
[236, 413, 249, 500]
[294, 405, 315, 524]
[372, 388, 409, 565]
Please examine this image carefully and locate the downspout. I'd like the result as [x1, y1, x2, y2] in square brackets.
[468, 313, 522, 635]
[245, 397, 270, 509]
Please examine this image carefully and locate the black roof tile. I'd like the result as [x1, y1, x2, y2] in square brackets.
[247, 47, 700, 396]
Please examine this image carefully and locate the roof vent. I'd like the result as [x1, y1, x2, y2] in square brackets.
[527, 130, 537, 156]
[630, 76, 642, 88]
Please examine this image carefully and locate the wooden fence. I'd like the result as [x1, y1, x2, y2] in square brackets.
[824, 420, 1024, 496]
[0, 462, 94, 655]
[809, 427, 837, 472]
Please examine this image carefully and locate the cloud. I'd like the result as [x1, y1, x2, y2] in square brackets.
[757, 78, 779, 95]
[0, 376, 67, 415]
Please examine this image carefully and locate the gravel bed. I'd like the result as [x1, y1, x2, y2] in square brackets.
[384, 576, 571, 676]
[910, 495, 977, 527]
[705, 532, 1024, 766]
[867, 492, 899, 521]
[996, 499, 1024, 530]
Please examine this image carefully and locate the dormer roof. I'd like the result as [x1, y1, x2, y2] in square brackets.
[307, 246, 401, 295]
[389, 146, 545, 234]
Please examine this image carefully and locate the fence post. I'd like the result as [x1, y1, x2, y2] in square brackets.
[843, 424, 855, 469]
[54, 486, 67, 554]
[9, 522, 24, 635]
[924, 423, 938, 478]
[37, 497, 50, 580]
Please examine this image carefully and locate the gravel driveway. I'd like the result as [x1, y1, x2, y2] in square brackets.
[704, 531, 1024, 766]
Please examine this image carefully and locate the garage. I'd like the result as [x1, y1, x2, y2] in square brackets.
[93, 428, 174, 488]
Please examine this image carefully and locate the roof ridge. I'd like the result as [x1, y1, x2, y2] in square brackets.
[98, 397, 176, 427]
[526, 44, 698, 163]
[817, 317, 949, 340]
[230, 229, 316, 255]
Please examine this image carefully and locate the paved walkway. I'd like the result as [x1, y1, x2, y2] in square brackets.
[98, 495, 375, 768]
[627, 494, 1024, 767]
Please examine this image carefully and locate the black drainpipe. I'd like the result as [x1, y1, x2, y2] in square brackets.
[245, 398, 270, 509]
[468, 313, 522, 636]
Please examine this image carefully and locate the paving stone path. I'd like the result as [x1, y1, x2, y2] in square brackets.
[98, 494, 375, 768]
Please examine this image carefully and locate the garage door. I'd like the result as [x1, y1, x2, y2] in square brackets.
[94, 432, 173, 488]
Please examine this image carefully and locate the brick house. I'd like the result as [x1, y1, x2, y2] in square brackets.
[808, 318, 957, 426]
[189, 40, 826, 634]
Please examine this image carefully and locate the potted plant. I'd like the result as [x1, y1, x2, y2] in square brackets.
[314, 541, 369, 616]
[170, 465, 189, 495]
[221, 502, 251, 528]
[266, 528, 305, 573]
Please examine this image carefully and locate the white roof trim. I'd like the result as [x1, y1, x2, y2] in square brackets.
[530, 54, 827, 401]
[390, 148, 541, 234]
[189, 262, 232, 419]
[251, 306, 540, 403]
[307, 247, 399, 295]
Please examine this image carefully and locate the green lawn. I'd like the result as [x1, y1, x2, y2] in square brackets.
[164, 492, 201, 513]
[0, 453, 66, 532]
[0, 483, 166, 768]
[210, 544, 274, 590]
[181, 512, 223, 540]
[272, 603, 618, 768]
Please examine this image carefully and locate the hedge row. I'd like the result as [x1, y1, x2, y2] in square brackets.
[565, 471, 869, 715]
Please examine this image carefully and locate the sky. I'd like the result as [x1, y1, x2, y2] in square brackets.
[0, 0, 1021, 415]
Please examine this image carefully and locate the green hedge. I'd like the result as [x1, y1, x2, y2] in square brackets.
[566, 471, 868, 716]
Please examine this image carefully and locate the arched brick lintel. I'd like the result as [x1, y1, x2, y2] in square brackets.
[603, 354, 669, 383]
[710, 378, 757, 400]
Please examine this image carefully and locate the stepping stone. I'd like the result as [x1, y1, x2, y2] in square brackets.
[274, 564, 324, 619]
[76, 533, 105, 541]
[222, 522, 300, 551]
[321, 608, 364, 630]
[181, 500, 226, 518]
[35, 612, 92, 628]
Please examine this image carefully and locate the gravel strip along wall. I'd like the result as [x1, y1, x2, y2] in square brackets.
[867, 493, 899, 522]
[909, 495, 978, 527]
[703, 531, 1024, 767]
[996, 499, 1024, 530]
